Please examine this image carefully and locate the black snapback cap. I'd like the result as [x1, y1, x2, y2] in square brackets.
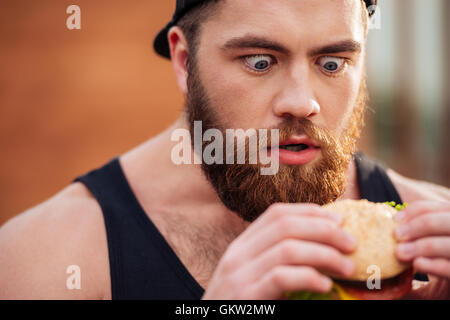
[153, 0, 378, 60]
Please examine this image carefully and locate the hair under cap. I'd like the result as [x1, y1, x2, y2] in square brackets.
[153, 0, 379, 59]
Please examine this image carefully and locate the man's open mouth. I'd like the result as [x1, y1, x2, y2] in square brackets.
[273, 135, 320, 152]
[267, 136, 321, 165]
[278, 143, 310, 152]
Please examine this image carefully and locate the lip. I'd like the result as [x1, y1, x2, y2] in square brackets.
[268, 135, 321, 165]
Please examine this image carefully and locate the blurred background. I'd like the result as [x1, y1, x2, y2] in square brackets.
[0, 0, 449, 225]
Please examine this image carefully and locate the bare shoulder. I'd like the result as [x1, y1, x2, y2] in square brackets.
[0, 182, 110, 299]
[387, 168, 450, 203]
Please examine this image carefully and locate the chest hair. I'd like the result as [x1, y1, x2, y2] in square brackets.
[149, 209, 244, 288]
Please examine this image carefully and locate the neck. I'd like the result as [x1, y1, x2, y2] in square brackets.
[340, 156, 361, 201]
[120, 114, 251, 236]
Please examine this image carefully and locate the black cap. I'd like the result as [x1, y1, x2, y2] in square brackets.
[153, 0, 378, 60]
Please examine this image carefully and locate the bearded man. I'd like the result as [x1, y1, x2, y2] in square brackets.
[0, 0, 449, 300]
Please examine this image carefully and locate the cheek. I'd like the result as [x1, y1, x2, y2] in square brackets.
[319, 72, 363, 136]
[201, 65, 273, 129]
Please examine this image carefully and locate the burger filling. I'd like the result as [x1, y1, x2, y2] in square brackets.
[285, 268, 414, 300]
[334, 268, 414, 300]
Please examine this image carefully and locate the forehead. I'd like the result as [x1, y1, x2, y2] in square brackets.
[202, 0, 365, 52]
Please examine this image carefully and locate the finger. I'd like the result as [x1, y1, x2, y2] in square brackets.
[413, 257, 450, 279]
[236, 215, 356, 262]
[394, 200, 450, 224]
[245, 203, 342, 238]
[395, 212, 450, 242]
[247, 265, 333, 299]
[396, 237, 450, 261]
[240, 239, 354, 282]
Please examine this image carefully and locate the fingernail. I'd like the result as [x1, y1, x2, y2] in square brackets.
[416, 257, 431, 268]
[329, 213, 342, 223]
[322, 277, 332, 289]
[398, 243, 414, 257]
[394, 212, 405, 222]
[395, 224, 409, 241]
[342, 258, 354, 274]
[345, 233, 357, 247]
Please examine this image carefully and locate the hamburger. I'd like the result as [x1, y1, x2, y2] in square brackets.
[286, 199, 414, 300]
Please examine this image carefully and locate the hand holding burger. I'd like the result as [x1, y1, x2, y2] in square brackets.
[287, 199, 414, 300]
[393, 200, 450, 300]
[202, 202, 357, 300]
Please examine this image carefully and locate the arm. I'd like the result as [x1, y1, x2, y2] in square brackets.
[387, 169, 450, 203]
[0, 183, 110, 300]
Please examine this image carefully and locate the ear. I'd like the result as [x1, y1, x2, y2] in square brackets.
[168, 26, 189, 95]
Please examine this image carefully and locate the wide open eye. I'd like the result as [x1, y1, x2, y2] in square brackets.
[317, 56, 347, 74]
[243, 55, 275, 72]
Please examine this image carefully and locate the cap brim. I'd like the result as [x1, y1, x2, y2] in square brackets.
[153, 22, 174, 60]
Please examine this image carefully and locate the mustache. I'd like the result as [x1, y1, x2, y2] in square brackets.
[256, 118, 338, 149]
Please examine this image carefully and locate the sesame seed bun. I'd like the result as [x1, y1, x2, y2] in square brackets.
[323, 199, 411, 281]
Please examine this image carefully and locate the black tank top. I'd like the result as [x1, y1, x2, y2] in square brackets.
[73, 151, 425, 300]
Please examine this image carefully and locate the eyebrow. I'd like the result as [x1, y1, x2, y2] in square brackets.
[221, 35, 362, 56]
[221, 35, 290, 55]
[308, 40, 362, 56]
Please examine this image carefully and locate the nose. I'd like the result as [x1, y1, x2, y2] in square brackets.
[272, 76, 320, 120]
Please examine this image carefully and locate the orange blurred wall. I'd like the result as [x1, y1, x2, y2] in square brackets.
[0, 1, 183, 224]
